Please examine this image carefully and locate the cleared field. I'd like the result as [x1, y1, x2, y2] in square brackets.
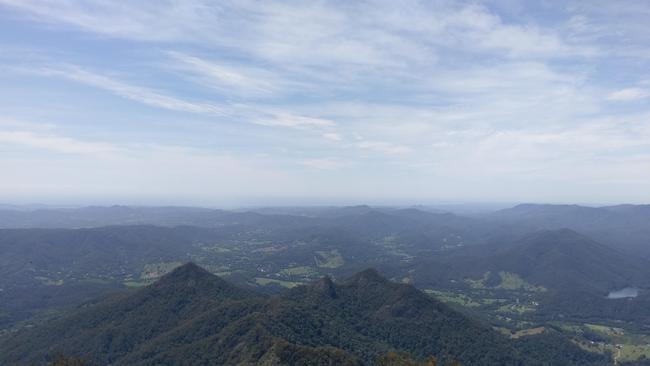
[464, 272, 490, 289]
[378, 236, 413, 260]
[424, 289, 481, 307]
[314, 249, 344, 268]
[511, 327, 546, 338]
[34, 276, 64, 286]
[200, 244, 232, 253]
[580, 341, 650, 362]
[620, 344, 650, 360]
[585, 323, 625, 337]
[279, 266, 317, 277]
[573, 323, 650, 362]
[124, 280, 153, 288]
[464, 271, 546, 292]
[497, 303, 535, 314]
[254, 277, 302, 288]
[497, 272, 546, 292]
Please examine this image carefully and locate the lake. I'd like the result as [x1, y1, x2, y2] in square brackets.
[607, 287, 639, 299]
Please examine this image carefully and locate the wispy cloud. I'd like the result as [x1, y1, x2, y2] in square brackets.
[20, 63, 337, 134]
[252, 112, 335, 130]
[607, 88, 650, 102]
[322, 133, 342, 141]
[31, 65, 228, 115]
[0, 117, 56, 131]
[300, 158, 345, 170]
[1, 1, 650, 203]
[0, 0, 206, 42]
[357, 141, 413, 155]
[0, 130, 119, 156]
[166, 51, 284, 97]
[0, 1, 591, 67]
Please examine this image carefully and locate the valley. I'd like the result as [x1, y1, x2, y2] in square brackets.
[1, 204, 650, 364]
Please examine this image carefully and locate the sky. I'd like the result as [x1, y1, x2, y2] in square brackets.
[0, 0, 649, 207]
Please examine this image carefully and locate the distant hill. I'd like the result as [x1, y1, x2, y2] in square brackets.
[488, 203, 650, 255]
[0, 205, 501, 249]
[0, 263, 609, 366]
[0, 209, 501, 330]
[414, 229, 647, 293]
[408, 228, 650, 325]
[485, 229, 646, 293]
[3, 204, 649, 331]
[2, 203, 649, 256]
[0, 205, 315, 229]
[0, 225, 214, 328]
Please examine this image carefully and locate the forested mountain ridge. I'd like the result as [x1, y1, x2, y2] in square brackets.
[482, 229, 646, 293]
[0, 208, 508, 329]
[488, 204, 650, 255]
[410, 228, 648, 292]
[0, 263, 610, 366]
[3, 203, 648, 255]
[2, 206, 650, 335]
[1, 204, 649, 364]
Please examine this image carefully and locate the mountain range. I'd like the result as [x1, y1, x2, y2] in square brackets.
[1, 204, 650, 364]
[488, 204, 650, 255]
[0, 263, 610, 366]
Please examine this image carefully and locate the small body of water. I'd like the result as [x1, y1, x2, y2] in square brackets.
[607, 287, 639, 299]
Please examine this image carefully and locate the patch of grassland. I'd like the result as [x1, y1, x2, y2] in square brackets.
[201, 245, 232, 253]
[34, 276, 64, 286]
[314, 249, 344, 268]
[424, 289, 481, 307]
[424, 288, 507, 308]
[585, 323, 625, 337]
[511, 327, 546, 338]
[253, 245, 287, 254]
[279, 266, 317, 277]
[494, 326, 513, 336]
[620, 344, 650, 361]
[497, 303, 535, 314]
[550, 321, 584, 333]
[579, 341, 650, 362]
[497, 272, 547, 292]
[254, 277, 301, 288]
[494, 327, 546, 339]
[573, 323, 650, 362]
[465, 272, 490, 289]
[378, 236, 414, 259]
[124, 280, 152, 288]
[465, 271, 546, 292]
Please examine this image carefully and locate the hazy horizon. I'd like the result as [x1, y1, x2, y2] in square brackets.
[2, 1, 650, 205]
[0, 200, 644, 212]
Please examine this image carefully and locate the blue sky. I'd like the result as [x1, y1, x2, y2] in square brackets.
[0, 0, 649, 206]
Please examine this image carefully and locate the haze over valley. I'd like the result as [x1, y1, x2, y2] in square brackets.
[0, 203, 650, 365]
